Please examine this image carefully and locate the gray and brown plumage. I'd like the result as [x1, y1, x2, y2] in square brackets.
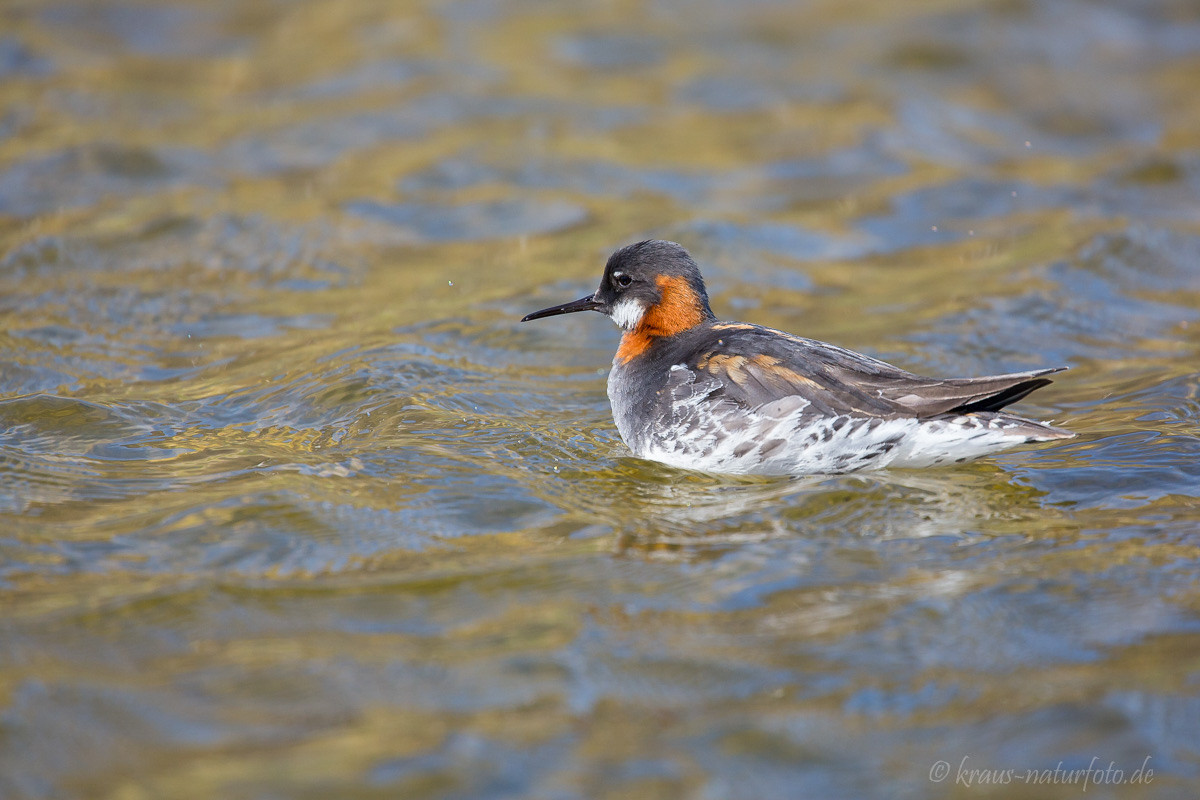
[523, 239, 1073, 475]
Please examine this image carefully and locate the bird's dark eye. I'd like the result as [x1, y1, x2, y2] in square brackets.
[614, 273, 632, 287]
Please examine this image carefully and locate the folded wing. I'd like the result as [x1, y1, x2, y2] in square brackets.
[691, 325, 1066, 420]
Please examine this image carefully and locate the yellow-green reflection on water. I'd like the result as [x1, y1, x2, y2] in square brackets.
[3, 0, 1200, 797]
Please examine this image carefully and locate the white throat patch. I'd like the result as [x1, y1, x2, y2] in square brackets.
[609, 297, 647, 331]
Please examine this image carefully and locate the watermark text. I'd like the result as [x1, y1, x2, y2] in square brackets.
[929, 755, 1154, 791]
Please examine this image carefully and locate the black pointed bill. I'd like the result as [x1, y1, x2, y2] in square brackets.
[521, 294, 602, 322]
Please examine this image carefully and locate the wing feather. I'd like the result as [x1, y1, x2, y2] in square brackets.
[692, 325, 1065, 419]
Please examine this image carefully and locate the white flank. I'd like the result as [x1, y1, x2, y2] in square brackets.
[608, 364, 1049, 476]
[609, 297, 647, 331]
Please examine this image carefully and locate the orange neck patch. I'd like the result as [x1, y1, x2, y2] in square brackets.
[615, 274, 708, 363]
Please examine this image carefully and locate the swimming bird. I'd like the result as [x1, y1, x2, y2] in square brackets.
[522, 239, 1073, 475]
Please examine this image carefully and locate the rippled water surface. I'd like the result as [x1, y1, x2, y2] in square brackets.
[3, 1, 1200, 797]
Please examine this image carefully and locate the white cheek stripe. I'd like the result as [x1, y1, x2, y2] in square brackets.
[610, 297, 647, 331]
